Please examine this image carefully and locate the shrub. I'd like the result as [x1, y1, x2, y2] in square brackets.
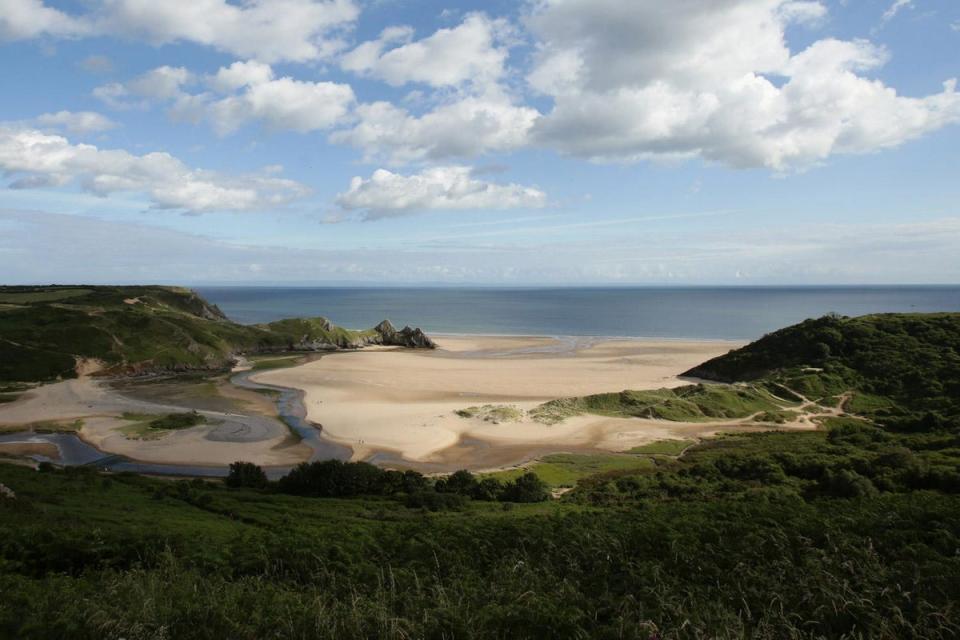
[499, 472, 550, 503]
[225, 462, 268, 489]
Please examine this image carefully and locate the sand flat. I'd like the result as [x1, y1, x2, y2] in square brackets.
[254, 335, 743, 466]
[0, 376, 311, 467]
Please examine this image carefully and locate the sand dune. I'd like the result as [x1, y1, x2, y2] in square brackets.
[254, 336, 744, 467]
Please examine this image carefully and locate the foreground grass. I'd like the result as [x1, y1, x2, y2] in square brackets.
[1, 451, 958, 639]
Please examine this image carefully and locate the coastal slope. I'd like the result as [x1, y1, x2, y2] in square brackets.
[0, 285, 435, 385]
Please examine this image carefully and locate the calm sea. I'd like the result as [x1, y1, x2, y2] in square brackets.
[197, 286, 960, 341]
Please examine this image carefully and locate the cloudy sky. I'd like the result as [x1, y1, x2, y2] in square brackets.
[1, 0, 958, 285]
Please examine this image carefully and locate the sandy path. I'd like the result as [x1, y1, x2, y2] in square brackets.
[254, 336, 747, 467]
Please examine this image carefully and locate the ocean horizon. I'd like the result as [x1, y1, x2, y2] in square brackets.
[198, 285, 960, 342]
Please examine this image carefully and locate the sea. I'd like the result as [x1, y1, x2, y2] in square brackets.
[197, 286, 960, 342]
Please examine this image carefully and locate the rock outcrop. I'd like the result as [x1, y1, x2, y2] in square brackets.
[372, 320, 437, 349]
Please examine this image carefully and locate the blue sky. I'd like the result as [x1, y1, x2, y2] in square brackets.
[1, 0, 958, 284]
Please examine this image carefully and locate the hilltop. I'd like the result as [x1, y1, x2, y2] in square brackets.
[0, 285, 435, 384]
[684, 313, 960, 427]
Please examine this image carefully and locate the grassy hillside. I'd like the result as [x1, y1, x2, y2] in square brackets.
[530, 383, 791, 424]
[684, 313, 960, 426]
[0, 285, 430, 384]
[1, 423, 958, 638]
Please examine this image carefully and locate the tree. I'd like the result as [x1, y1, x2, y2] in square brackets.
[226, 461, 268, 489]
[500, 472, 549, 503]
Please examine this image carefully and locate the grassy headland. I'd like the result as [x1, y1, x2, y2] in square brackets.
[0, 285, 434, 385]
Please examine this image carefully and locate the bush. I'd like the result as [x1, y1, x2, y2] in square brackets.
[225, 462, 268, 489]
[277, 460, 388, 498]
[499, 473, 550, 503]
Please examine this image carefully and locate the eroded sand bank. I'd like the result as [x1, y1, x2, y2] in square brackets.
[254, 336, 749, 468]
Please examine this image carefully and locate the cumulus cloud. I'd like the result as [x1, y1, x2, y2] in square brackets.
[34, 111, 117, 135]
[335, 166, 546, 218]
[340, 13, 512, 88]
[0, 0, 89, 40]
[0, 125, 309, 212]
[1, 0, 359, 62]
[526, 0, 960, 169]
[97, 61, 354, 134]
[331, 93, 538, 163]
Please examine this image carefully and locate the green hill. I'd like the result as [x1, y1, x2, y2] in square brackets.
[684, 313, 960, 427]
[0, 285, 434, 384]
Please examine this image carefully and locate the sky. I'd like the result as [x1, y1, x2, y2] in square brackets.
[0, 0, 959, 285]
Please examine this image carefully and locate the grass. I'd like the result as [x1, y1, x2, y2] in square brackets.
[118, 411, 207, 439]
[0, 393, 20, 404]
[0, 419, 86, 434]
[846, 391, 898, 414]
[530, 383, 790, 425]
[455, 404, 524, 423]
[485, 453, 655, 487]
[752, 409, 801, 424]
[0, 288, 92, 304]
[250, 356, 304, 371]
[627, 439, 692, 456]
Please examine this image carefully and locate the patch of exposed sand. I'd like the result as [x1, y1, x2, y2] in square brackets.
[0, 375, 311, 467]
[254, 335, 754, 467]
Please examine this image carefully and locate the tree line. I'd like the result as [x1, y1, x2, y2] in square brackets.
[226, 460, 549, 508]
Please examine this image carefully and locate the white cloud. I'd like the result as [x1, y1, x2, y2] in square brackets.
[335, 166, 546, 217]
[526, 0, 960, 169]
[2, 0, 359, 62]
[34, 111, 117, 135]
[331, 93, 538, 163]
[340, 14, 511, 88]
[0, 125, 310, 212]
[881, 0, 913, 23]
[207, 60, 274, 93]
[94, 66, 193, 109]
[0, 0, 89, 40]
[127, 65, 193, 99]
[92, 83, 141, 110]
[98, 61, 354, 134]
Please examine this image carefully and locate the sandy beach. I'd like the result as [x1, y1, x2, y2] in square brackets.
[254, 335, 749, 468]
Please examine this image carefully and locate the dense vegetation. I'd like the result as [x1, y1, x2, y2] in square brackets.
[686, 313, 960, 424]
[0, 285, 428, 385]
[1, 421, 958, 639]
[1, 311, 958, 638]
